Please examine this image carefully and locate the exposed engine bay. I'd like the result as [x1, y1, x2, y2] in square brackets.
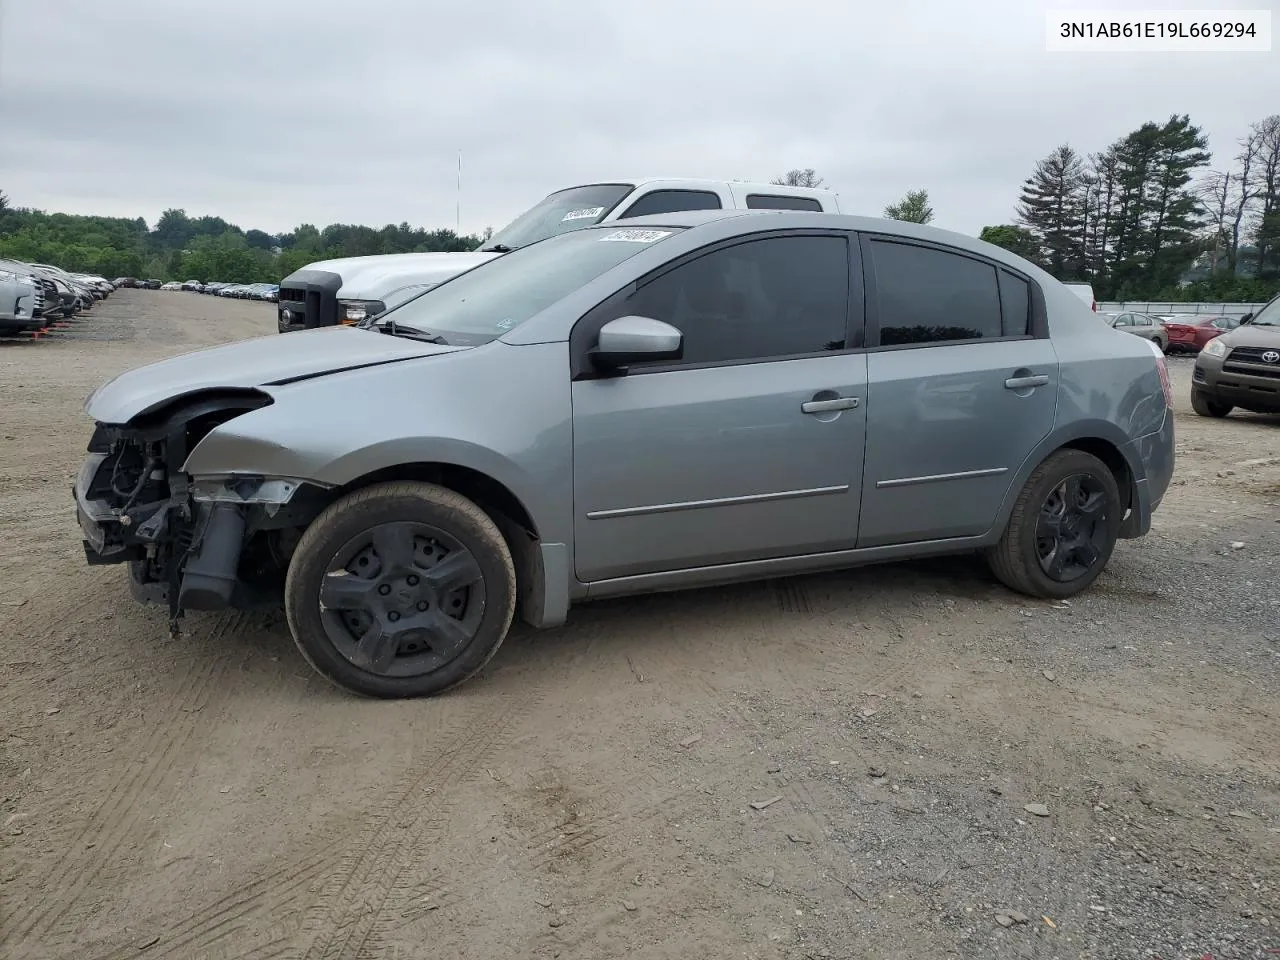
[73, 390, 325, 633]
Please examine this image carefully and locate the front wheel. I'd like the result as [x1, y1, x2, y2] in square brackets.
[284, 481, 517, 698]
[1191, 390, 1233, 418]
[986, 449, 1121, 600]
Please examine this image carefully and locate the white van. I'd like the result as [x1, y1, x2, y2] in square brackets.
[1063, 282, 1097, 312]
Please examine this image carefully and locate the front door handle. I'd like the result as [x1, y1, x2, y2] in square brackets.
[802, 396, 860, 414]
[1004, 374, 1049, 390]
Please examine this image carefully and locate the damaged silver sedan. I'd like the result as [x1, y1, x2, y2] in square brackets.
[74, 210, 1175, 698]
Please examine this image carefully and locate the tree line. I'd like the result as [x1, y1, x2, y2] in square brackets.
[0, 196, 485, 284]
[980, 113, 1280, 302]
[9, 125, 1278, 303]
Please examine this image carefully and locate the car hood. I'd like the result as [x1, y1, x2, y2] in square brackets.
[1222, 324, 1280, 348]
[297, 251, 500, 300]
[84, 326, 466, 424]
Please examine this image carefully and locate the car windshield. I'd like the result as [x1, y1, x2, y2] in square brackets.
[479, 183, 634, 251]
[1250, 297, 1280, 327]
[374, 224, 685, 345]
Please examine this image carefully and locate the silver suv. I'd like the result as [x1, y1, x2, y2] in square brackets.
[75, 211, 1175, 698]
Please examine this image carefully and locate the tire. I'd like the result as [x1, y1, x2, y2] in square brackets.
[1190, 390, 1232, 418]
[1157, 336, 1170, 354]
[284, 481, 517, 698]
[985, 449, 1122, 600]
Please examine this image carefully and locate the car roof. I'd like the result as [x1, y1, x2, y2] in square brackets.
[559, 177, 833, 199]
[592, 208, 1046, 270]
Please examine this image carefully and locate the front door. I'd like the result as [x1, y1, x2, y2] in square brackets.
[570, 232, 867, 583]
[856, 236, 1059, 547]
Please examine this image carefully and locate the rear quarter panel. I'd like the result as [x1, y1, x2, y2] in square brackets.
[979, 273, 1170, 537]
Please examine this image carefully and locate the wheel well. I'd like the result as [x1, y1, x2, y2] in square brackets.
[333, 463, 538, 539]
[1058, 438, 1132, 510]
[325, 463, 547, 627]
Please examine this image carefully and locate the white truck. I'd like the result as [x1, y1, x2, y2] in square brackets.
[276, 177, 840, 333]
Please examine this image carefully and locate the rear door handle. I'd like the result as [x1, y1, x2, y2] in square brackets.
[802, 396, 859, 414]
[1004, 375, 1049, 390]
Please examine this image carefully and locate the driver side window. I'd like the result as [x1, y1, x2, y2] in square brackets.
[594, 235, 852, 368]
[1115, 313, 1133, 327]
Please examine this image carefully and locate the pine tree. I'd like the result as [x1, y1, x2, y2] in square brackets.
[883, 189, 934, 224]
[1144, 115, 1210, 290]
[1017, 145, 1087, 280]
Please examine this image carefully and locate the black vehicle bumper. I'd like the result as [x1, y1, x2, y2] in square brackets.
[277, 269, 342, 333]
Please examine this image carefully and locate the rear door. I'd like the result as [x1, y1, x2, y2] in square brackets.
[857, 235, 1059, 547]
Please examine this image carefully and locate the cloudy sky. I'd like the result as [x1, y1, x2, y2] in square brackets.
[1, 0, 1275, 238]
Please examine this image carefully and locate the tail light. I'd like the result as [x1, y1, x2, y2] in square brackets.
[1091, 300, 1097, 311]
[1147, 340, 1174, 408]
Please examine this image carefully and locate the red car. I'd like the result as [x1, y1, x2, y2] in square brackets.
[1160, 314, 1242, 353]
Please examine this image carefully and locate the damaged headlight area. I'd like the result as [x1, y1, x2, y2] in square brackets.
[192, 475, 305, 512]
[72, 390, 332, 634]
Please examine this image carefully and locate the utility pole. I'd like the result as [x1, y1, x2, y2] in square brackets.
[456, 150, 462, 232]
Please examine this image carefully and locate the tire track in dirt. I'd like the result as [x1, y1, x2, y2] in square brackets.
[376, 768, 733, 941]
[1, 613, 247, 953]
[79, 849, 337, 960]
[774, 577, 812, 614]
[294, 685, 547, 960]
[77, 616, 603, 960]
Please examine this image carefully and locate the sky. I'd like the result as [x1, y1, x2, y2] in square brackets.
[0, 0, 1276, 239]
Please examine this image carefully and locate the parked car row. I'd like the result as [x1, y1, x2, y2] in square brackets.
[1100, 310, 1243, 354]
[1, 261, 116, 337]
[200, 281, 280, 301]
[115, 278, 279, 301]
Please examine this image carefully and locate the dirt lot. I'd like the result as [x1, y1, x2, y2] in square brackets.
[1, 290, 1277, 960]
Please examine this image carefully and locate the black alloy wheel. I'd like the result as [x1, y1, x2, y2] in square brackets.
[986, 448, 1122, 599]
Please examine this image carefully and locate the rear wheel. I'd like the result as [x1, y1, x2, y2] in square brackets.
[986, 449, 1121, 600]
[284, 481, 517, 698]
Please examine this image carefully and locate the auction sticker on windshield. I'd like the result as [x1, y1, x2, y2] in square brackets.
[561, 207, 606, 221]
[598, 229, 673, 243]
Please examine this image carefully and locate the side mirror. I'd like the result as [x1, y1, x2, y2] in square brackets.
[589, 316, 683, 373]
[1240, 313, 1253, 324]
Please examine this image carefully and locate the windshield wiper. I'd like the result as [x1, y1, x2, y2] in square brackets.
[479, 243, 515, 253]
[375, 321, 449, 344]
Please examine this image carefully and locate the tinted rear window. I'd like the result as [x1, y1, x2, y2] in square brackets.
[617, 190, 722, 218]
[745, 194, 823, 211]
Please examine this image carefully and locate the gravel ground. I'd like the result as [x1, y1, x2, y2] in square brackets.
[0, 291, 1276, 960]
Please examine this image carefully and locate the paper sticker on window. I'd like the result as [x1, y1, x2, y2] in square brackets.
[561, 207, 606, 222]
[598, 229, 673, 243]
